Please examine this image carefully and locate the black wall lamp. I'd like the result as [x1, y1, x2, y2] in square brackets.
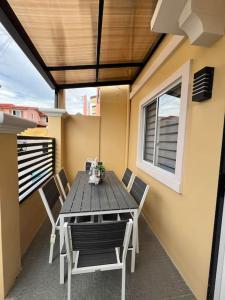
[192, 66, 214, 102]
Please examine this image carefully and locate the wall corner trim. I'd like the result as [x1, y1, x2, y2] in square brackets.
[130, 35, 185, 99]
[0, 112, 36, 134]
[39, 108, 68, 118]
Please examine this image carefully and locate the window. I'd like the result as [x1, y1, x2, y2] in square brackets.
[137, 61, 190, 193]
[12, 110, 22, 117]
[144, 83, 181, 173]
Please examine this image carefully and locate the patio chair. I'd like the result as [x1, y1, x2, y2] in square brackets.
[102, 168, 135, 222]
[56, 168, 92, 223]
[64, 219, 133, 300]
[122, 168, 135, 191]
[102, 176, 149, 253]
[120, 176, 150, 253]
[38, 177, 65, 264]
[85, 160, 103, 172]
[85, 161, 92, 172]
[56, 168, 71, 201]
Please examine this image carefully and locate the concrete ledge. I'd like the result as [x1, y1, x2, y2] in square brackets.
[39, 108, 68, 118]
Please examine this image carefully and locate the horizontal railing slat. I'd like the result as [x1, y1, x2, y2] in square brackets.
[17, 135, 54, 140]
[17, 136, 55, 203]
[18, 152, 53, 164]
[18, 142, 52, 148]
[19, 169, 53, 196]
[19, 159, 53, 181]
[19, 164, 53, 189]
[18, 156, 53, 172]
[18, 146, 54, 156]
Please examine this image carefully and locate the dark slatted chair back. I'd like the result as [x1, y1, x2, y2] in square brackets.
[69, 221, 127, 251]
[85, 161, 92, 171]
[42, 177, 60, 209]
[130, 176, 148, 205]
[122, 168, 133, 187]
[58, 169, 68, 189]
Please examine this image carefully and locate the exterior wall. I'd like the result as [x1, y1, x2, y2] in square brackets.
[48, 116, 64, 173]
[0, 106, 47, 126]
[128, 34, 225, 299]
[63, 115, 100, 181]
[0, 134, 21, 299]
[21, 127, 48, 136]
[100, 86, 129, 178]
[22, 109, 40, 123]
[63, 86, 129, 181]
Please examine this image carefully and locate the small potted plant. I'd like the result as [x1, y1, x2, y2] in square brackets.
[97, 162, 105, 182]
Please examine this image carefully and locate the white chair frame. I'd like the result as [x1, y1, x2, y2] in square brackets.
[121, 169, 135, 192]
[126, 173, 135, 192]
[64, 219, 133, 300]
[126, 179, 150, 253]
[56, 169, 71, 201]
[103, 176, 149, 254]
[39, 178, 64, 264]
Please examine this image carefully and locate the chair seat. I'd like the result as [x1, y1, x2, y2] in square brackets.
[77, 248, 117, 267]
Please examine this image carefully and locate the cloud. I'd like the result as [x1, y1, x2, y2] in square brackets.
[0, 23, 97, 113]
[65, 88, 97, 114]
[0, 23, 54, 108]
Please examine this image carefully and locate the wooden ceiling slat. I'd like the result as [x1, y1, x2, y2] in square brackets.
[100, 0, 159, 64]
[7, 0, 162, 87]
[8, 0, 99, 66]
[99, 67, 139, 81]
[51, 70, 96, 84]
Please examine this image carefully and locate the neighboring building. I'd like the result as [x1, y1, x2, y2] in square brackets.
[0, 103, 48, 127]
[89, 93, 100, 116]
[82, 95, 88, 115]
[82, 88, 100, 116]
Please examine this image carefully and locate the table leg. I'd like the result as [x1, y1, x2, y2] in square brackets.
[131, 210, 138, 273]
[59, 215, 65, 284]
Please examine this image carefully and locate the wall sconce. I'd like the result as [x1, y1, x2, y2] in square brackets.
[192, 67, 214, 102]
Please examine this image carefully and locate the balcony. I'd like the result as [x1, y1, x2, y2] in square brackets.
[0, 1, 225, 300]
[6, 216, 194, 300]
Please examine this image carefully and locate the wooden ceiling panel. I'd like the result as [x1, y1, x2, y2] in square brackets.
[8, 0, 99, 66]
[100, 0, 159, 63]
[99, 67, 139, 81]
[4, 0, 163, 87]
[51, 70, 96, 84]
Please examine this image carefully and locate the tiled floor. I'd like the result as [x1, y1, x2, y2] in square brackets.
[6, 216, 196, 300]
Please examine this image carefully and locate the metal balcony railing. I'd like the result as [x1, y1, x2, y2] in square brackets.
[17, 135, 55, 203]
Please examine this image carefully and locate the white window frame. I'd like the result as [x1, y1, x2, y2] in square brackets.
[136, 61, 191, 193]
[12, 110, 22, 117]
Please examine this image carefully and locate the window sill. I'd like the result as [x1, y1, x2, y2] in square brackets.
[136, 159, 182, 193]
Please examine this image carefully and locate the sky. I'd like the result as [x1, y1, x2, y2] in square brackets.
[0, 23, 96, 114]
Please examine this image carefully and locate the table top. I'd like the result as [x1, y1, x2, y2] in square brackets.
[60, 171, 138, 214]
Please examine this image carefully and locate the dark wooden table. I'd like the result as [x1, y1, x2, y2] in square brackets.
[59, 171, 138, 284]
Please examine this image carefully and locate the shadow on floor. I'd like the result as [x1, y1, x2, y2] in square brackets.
[6, 217, 196, 300]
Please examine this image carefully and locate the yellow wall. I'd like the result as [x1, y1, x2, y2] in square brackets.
[100, 86, 129, 178]
[19, 191, 46, 256]
[63, 86, 129, 181]
[63, 115, 100, 182]
[48, 116, 64, 173]
[0, 134, 21, 299]
[129, 35, 225, 299]
[21, 127, 48, 137]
